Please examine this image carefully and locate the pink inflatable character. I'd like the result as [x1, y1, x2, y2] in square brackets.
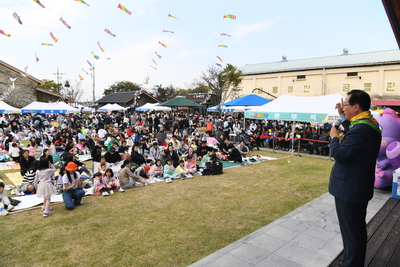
[375, 108, 400, 188]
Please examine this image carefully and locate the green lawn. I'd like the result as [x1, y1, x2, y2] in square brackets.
[0, 151, 333, 267]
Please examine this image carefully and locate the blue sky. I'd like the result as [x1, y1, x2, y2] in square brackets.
[0, 0, 398, 102]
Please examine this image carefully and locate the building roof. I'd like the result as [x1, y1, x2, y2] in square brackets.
[0, 60, 44, 84]
[96, 91, 159, 104]
[241, 49, 400, 75]
[36, 87, 75, 102]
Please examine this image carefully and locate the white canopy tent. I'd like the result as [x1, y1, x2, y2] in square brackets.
[245, 94, 379, 123]
[0, 101, 21, 114]
[21, 101, 71, 114]
[98, 103, 127, 111]
[136, 103, 171, 112]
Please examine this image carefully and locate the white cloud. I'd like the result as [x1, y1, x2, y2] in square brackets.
[232, 20, 276, 38]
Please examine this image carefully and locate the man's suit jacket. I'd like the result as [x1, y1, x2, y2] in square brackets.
[329, 123, 381, 203]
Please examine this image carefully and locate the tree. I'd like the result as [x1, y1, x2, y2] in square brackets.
[40, 79, 63, 94]
[200, 64, 243, 113]
[64, 81, 84, 104]
[103, 81, 141, 96]
[152, 84, 179, 102]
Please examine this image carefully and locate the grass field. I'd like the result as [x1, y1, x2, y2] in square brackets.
[0, 151, 333, 267]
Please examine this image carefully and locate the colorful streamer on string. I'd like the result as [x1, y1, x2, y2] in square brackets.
[87, 60, 93, 69]
[168, 14, 180, 21]
[215, 63, 222, 67]
[97, 41, 105, 52]
[220, 33, 231, 37]
[152, 59, 158, 66]
[117, 3, 132, 15]
[13, 12, 22, 25]
[42, 43, 54, 46]
[150, 65, 157, 70]
[50, 32, 59, 43]
[33, 0, 45, 8]
[35, 53, 39, 62]
[92, 52, 99, 60]
[163, 30, 174, 34]
[79, 75, 84, 81]
[223, 14, 236, 19]
[217, 56, 223, 62]
[218, 45, 228, 48]
[158, 41, 167, 48]
[75, 0, 90, 6]
[104, 28, 116, 37]
[155, 52, 162, 59]
[82, 69, 89, 75]
[24, 65, 29, 76]
[0, 30, 11, 37]
[60, 17, 71, 29]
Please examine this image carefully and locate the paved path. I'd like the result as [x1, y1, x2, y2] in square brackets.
[189, 188, 391, 267]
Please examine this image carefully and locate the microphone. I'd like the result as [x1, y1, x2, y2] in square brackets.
[333, 118, 342, 130]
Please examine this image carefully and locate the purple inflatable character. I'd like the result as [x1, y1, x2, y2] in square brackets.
[375, 108, 400, 188]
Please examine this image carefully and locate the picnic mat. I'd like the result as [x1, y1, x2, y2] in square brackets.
[10, 194, 65, 212]
[0, 163, 13, 171]
[5, 172, 23, 186]
[217, 156, 277, 169]
[11, 163, 20, 170]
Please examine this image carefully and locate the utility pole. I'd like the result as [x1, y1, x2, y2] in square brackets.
[53, 67, 65, 85]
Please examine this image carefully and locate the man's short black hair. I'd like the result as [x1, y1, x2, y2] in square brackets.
[347, 89, 371, 111]
[0, 182, 4, 188]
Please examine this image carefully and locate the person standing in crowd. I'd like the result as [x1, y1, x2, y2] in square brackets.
[329, 90, 381, 267]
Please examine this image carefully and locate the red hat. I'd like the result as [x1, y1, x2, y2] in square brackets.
[65, 162, 78, 171]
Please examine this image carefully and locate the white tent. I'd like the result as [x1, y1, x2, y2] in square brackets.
[0, 101, 21, 114]
[98, 103, 127, 111]
[21, 101, 71, 114]
[245, 94, 379, 122]
[136, 103, 171, 112]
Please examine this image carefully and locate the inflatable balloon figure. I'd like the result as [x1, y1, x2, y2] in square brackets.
[375, 108, 400, 188]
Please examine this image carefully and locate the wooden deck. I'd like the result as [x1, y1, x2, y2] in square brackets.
[329, 197, 400, 267]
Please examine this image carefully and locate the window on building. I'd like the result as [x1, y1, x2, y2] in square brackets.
[256, 87, 263, 94]
[297, 75, 306, 80]
[347, 72, 358, 77]
[303, 85, 310, 93]
[272, 86, 278, 94]
[288, 86, 293, 93]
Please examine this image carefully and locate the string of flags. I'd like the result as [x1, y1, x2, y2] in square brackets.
[1, 1, 237, 101]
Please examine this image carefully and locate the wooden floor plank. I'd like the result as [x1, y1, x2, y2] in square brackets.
[328, 198, 400, 267]
[365, 201, 400, 265]
[367, 198, 398, 238]
[367, 218, 400, 266]
[387, 243, 400, 267]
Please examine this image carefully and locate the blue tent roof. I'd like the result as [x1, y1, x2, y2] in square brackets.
[223, 94, 271, 106]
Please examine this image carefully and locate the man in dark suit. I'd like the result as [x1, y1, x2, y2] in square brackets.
[329, 90, 381, 267]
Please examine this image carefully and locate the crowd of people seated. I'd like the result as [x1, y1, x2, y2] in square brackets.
[0, 111, 336, 215]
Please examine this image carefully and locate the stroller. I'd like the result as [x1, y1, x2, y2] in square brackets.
[236, 132, 254, 150]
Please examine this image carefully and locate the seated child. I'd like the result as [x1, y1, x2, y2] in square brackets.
[148, 159, 163, 179]
[104, 168, 122, 193]
[9, 142, 20, 162]
[184, 155, 198, 175]
[163, 158, 180, 183]
[175, 160, 193, 180]
[93, 172, 111, 196]
[0, 181, 14, 215]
